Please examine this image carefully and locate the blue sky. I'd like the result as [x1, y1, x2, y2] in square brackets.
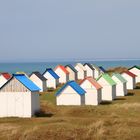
[0, 0, 140, 62]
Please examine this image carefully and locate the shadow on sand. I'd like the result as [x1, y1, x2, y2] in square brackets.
[35, 110, 54, 118]
[126, 93, 135, 96]
[100, 101, 112, 105]
[114, 97, 126, 101]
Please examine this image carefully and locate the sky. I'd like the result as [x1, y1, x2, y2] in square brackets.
[0, 0, 140, 62]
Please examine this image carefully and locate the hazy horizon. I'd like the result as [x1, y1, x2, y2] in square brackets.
[0, 0, 140, 62]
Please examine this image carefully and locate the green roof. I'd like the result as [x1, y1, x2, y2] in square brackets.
[112, 73, 127, 83]
[97, 74, 116, 86]
[129, 65, 140, 70]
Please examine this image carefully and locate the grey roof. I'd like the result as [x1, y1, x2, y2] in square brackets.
[65, 64, 78, 73]
[84, 63, 95, 70]
[30, 71, 47, 81]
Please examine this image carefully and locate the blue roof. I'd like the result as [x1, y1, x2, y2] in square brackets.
[43, 68, 59, 79]
[14, 74, 41, 91]
[99, 66, 106, 73]
[56, 81, 86, 96]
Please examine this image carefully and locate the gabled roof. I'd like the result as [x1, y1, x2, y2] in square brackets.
[1, 74, 40, 92]
[92, 64, 100, 71]
[75, 63, 86, 71]
[80, 77, 102, 90]
[65, 64, 78, 73]
[97, 74, 116, 86]
[112, 73, 127, 83]
[99, 66, 106, 73]
[0, 73, 11, 80]
[56, 81, 86, 96]
[128, 65, 140, 70]
[84, 63, 95, 70]
[55, 65, 69, 74]
[122, 71, 136, 78]
[43, 68, 59, 79]
[30, 71, 47, 81]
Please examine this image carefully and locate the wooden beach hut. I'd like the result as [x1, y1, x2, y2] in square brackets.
[80, 77, 102, 105]
[129, 65, 140, 83]
[121, 71, 136, 90]
[97, 74, 116, 101]
[30, 71, 47, 92]
[0, 74, 40, 118]
[75, 63, 87, 80]
[54, 65, 69, 84]
[43, 68, 59, 89]
[112, 73, 127, 96]
[83, 63, 95, 78]
[65, 64, 77, 81]
[56, 81, 86, 106]
[92, 65, 103, 79]
[0, 73, 11, 88]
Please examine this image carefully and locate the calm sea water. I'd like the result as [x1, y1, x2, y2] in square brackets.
[0, 60, 140, 74]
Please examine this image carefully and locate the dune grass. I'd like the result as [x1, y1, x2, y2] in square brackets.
[0, 86, 140, 140]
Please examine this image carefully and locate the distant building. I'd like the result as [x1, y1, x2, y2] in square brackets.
[30, 71, 47, 92]
[56, 81, 86, 105]
[129, 65, 140, 83]
[0, 74, 40, 118]
[84, 63, 95, 78]
[97, 74, 116, 101]
[80, 77, 102, 105]
[43, 68, 59, 89]
[121, 71, 136, 90]
[54, 65, 69, 84]
[75, 63, 87, 80]
[65, 64, 77, 81]
[112, 73, 127, 96]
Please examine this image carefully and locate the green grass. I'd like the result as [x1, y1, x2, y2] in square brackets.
[0, 85, 140, 140]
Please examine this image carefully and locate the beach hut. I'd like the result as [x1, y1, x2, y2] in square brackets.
[54, 65, 69, 84]
[83, 63, 95, 78]
[56, 81, 86, 106]
[0, 73, 11, 88]
[92, 65, 102, 79]
[65, 64, 78, 81]
[121, 71, 136, 90]
[97, 74, 116, 101]
[43, 68, 59, 89]
[29, 71, 47, 92]
[0, 74, 40, 118]
[75, 63, 87, 80]
[112, 73, 127, 96]
[99, 66, 106, 73]
[129, 65, 140, 83]
[80, 77, 102, 105]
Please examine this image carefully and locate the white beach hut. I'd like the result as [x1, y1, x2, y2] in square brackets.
[129, 65, 140, 83]
[121, 71, 136, 90]
[83, 63, 95, 78]
[97, 74, 116, 101]
[75, 63, 87, 80]
[56, 81, 86, 106]
[0, 73, 11, 88]
[80, 77, 102, 105]
[43, 68, 59, 89]
[112, 73, 127, 96]
[54, 65, 69, 84]
[92, 65, 103, 79]
[0, 74, 40, 118]
[65, 64, 77, 81]
[30, 71, 47, 92]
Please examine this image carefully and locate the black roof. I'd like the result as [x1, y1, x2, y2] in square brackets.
[65, 64, 78, 73]
[84, 63, 95, 70]
[30, 71, 47, 81]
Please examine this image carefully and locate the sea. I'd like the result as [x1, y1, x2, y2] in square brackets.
[0, 59, 140, 74]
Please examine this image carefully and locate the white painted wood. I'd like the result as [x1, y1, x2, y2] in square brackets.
[129, 68, 140, 83]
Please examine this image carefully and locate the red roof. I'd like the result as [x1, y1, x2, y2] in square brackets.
[123, 71, 136, 78]
[1, 73, 11, 80]
[80, 77, 102, 90]
[55, 65, 69, 74]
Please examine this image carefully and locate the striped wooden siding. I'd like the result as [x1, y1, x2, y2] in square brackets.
[0, 78, 29, 92]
